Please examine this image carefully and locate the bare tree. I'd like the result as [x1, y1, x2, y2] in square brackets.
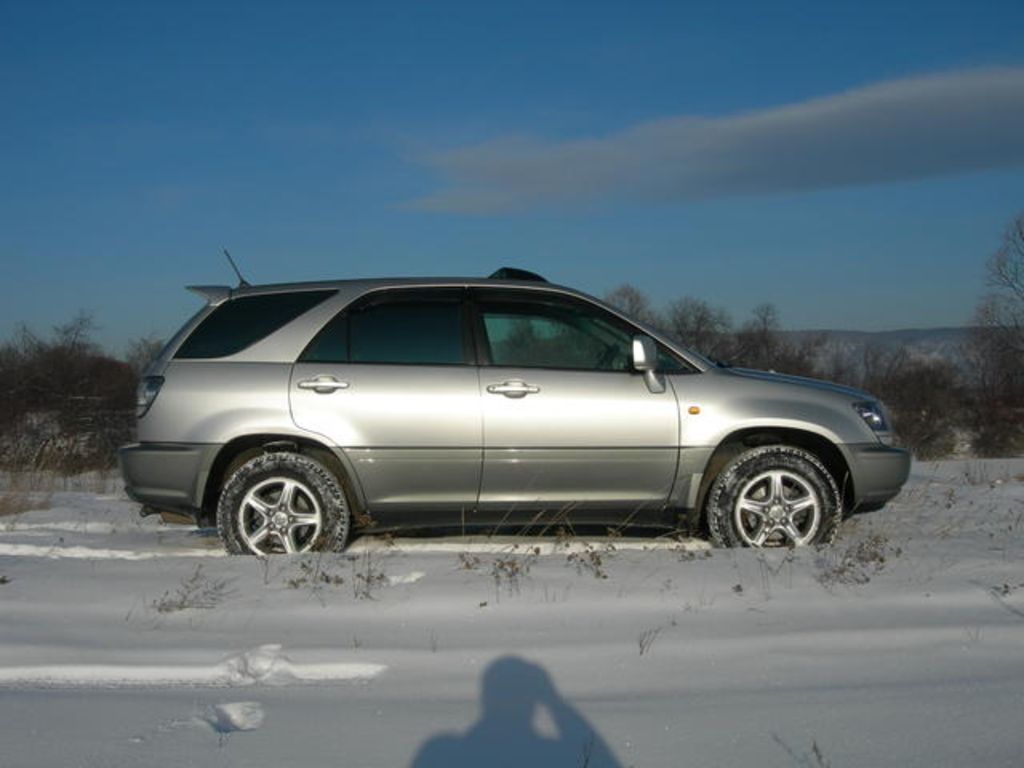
[124, 335, 165, 376]
[882, 356, 962, 459]
[990, 215, 1024, 300]
[665, 297, 733, 361]
[604, 284, 663, 329]
[53, 311, 100, 355]
[0, 313, 136, 472]
[732, 304, 782, 371]
[979, 214, 1024, 353]
[967, 213, 1024, 455]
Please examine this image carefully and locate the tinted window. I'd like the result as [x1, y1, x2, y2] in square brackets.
[657, 347, 690, 373]
[176, 290, 335, 359]
[480, 299, 633, 371]
[301, 294, 465, 365]
[352, 302, 464, 364]
[300, 313, 348, 363]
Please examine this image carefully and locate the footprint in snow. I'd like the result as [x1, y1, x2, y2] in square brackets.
[207, 701, 265, 733]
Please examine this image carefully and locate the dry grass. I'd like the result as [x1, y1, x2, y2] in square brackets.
[0, 471, 55, 517]
[773, 734, 833, 767]
[0, 493, 36, 517]
[816, 532, 901, 588]
[151, 565, 235, 613]
[637, 625, 663, 656]
[0, 469, 122, 517]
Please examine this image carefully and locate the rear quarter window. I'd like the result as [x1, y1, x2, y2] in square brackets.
[175, 290, 335, 359]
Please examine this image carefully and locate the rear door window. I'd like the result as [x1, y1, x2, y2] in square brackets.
[300, 289, 468, 365]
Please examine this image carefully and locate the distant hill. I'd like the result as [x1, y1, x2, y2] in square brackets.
[784, 326, 970, 352]
[780, 327, 973, 371]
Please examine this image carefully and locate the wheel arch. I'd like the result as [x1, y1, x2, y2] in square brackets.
[199, 434, 365, 526]
[692, 427, 854, 531]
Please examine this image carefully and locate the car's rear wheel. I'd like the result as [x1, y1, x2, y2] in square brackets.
[706, 445, 841, 548]
[217, 452, 350, 555]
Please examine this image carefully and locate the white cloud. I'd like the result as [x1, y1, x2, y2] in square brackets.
[411, 68, 1024, 213]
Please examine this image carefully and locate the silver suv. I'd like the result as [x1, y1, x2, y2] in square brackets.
[119, 269, 909, 554]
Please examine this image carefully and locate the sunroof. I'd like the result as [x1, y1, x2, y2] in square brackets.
[488, 267, 547, 282]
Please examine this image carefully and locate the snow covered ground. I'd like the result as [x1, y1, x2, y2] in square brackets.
[1, 460, 1022, 767]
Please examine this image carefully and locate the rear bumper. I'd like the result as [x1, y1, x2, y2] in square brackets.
[118, 442, 219, 520]
[840, 443, 911, 509]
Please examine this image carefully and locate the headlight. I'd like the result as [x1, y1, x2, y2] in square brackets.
[852, 401, 888, 432]
[136, 375, 164, 418]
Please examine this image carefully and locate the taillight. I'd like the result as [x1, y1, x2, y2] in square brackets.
[136, 375, 164, 418]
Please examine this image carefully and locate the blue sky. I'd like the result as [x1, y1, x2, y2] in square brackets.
[2, 0, 1023, 351]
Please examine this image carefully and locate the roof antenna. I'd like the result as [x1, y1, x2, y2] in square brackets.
[223, 248, 250, 287]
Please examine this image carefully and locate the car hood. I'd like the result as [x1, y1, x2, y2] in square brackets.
[724, 367, 874, 401]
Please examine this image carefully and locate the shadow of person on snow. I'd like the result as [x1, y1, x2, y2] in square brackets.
[410, 656, 623, 768]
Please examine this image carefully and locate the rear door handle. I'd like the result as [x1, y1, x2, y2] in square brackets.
[486, 380, 540, 398]
[297, 376, 350, 394]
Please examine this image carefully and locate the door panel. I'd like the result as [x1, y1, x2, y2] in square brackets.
[479, 368, 679, 511]
[289, 287, 481, 518]
[290, 363, 482, 512]
[473, 289, 682, 516]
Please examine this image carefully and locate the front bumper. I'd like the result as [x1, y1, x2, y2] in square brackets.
[118, 442, 220, 520]
[839, 443, 911, 509]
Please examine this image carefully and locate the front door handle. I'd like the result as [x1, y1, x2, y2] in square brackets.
[486, 380, 540, 398]
[297, 376, 350, 394]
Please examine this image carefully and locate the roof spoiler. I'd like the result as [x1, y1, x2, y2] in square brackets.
[186, 285, 233, 305]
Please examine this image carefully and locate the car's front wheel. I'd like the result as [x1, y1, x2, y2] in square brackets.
[217, 452, 351, 555]
[706, 445, 841, 548]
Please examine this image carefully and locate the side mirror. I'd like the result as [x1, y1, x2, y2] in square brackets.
[632, 335, 657, 371]
[632, 335, 666, 393]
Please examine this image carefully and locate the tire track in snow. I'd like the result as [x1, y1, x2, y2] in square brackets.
[4, 521, 126, 534]
[0, 645, 385, 689]
[0, 542, 226, 560]
[0, 538, 708, 559]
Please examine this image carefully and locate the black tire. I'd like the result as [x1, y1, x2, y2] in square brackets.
[217, 452, 351, 555]
[706, 445, 841, 548]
